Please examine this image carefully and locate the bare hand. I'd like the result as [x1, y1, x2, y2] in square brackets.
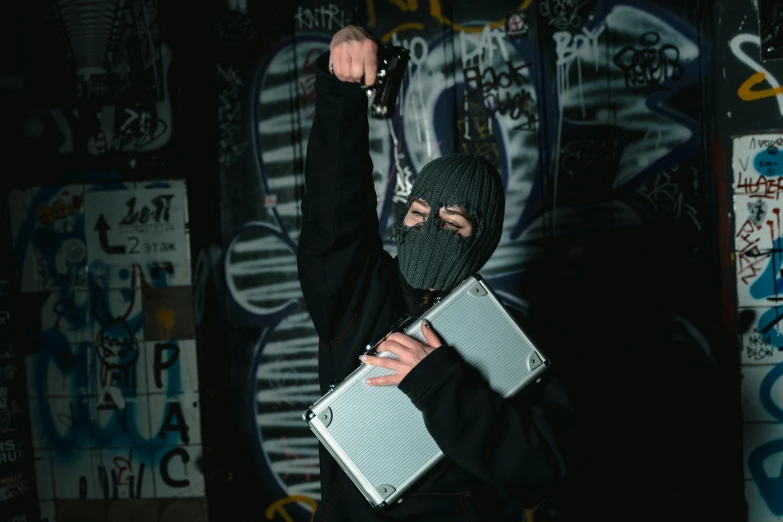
[362, 321, 442, 386]
[329, 25, 378, 86]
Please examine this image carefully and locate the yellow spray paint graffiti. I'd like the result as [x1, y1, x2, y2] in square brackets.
[367, 0, 532, 41]
[738, 71, 783, 101]
[265, 495, 319, 522]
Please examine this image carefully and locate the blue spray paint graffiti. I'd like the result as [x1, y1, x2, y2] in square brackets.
[748, 361, 783, 515]
[754, 146, 783, 177]
[10, 182, 198, 502]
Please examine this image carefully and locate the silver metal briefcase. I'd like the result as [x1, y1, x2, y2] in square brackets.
[303, 274, 549, 509]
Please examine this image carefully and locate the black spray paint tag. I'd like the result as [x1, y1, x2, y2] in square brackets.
[759, 0, 783, 61]
[505, 10, 529, 39]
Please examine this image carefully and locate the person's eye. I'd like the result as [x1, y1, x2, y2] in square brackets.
[412, 210, 426, 218]
[443, 221, 460, 230]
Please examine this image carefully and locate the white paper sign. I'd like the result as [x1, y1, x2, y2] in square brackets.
[85, 182, 188, 266]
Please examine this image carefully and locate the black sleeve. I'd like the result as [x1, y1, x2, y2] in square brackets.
[297, 51, 383, 343]
[398, 345, 574, 507]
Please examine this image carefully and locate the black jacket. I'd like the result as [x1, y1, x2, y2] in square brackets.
[297, 51, 576, 522]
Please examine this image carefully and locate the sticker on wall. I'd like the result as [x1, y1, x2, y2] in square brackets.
[8, 185, 89, 292]
[505, 10, 529, 39]
[759, 0, 783, 61]
[733, 134, 783, 306]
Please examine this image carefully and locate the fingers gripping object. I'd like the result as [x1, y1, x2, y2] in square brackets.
[362, 45, 410, 119]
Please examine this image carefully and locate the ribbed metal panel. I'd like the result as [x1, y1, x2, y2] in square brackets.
[327, 381, 440, 487]
[408, 281, 539, 397]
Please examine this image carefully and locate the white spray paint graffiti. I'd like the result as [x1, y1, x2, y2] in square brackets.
[294, 4, 346, 31]
[396, 26, 540, 274]
[729, 33, 783, 116]
[553, 6, 698, 191]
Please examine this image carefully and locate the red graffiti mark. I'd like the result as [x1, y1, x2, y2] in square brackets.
[113, 450, 134, 486]
[299, 48, 322, 120]
[735, 170, 783, 200]
[737, 252, 768, 285]
[303, 48, 321, 74]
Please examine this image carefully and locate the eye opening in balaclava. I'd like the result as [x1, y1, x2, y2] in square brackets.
[392, 153, 505, 293]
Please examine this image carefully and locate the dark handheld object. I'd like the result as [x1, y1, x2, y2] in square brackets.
[362, 45, 410, 119]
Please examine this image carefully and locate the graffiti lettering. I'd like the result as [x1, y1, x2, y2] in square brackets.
[539, 0, 590, 30]
[392, 152, 415, 205]
[756, 138, 783, 149]
[78, 449, 145, 499]
[293, 4, 346, 30]
[553, 23, 606, 68]
[747, 337, 775, 361]
[457, 111, 501, 162]
[635, 168, 701, 230]
[735, 170, 783, 199]
[119, 195, 174, 226]
[464, 64, 536, 126]
[459, 26, 510, 70]
[0, 439, 22, 463]
[216, 12, 256, 42]
[463, 61, 531, 92]
[217, 64, 244, 87]
[160, 447, 190, 488]
[158, 401, 190, 444]
[112, 106, 168, 152]
[91, 461, 145, 499]
[218, 64, 248, 167]
[614, 32, 684, 93]
[737, 248, 771, 285]
[154, 343, 179, 389]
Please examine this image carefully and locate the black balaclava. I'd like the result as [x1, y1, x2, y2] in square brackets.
[392, 153, 505, 294]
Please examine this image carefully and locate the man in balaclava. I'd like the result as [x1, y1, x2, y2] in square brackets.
[300, 33, 576, 522]
[392, 153, 506, 314]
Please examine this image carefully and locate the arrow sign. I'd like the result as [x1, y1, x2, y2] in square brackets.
[94, 214, 126, 254]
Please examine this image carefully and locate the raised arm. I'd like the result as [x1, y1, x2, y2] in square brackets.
[297, 27, 383, 344]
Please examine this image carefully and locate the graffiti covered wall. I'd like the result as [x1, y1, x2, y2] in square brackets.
[7, 181, 205, 522]
[733, 134, 783, 521]
[0, 0, 753, 520]
[218, 0, 737, 520]
[719, 0, 783, 519]
[0, 0, 212, 520]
